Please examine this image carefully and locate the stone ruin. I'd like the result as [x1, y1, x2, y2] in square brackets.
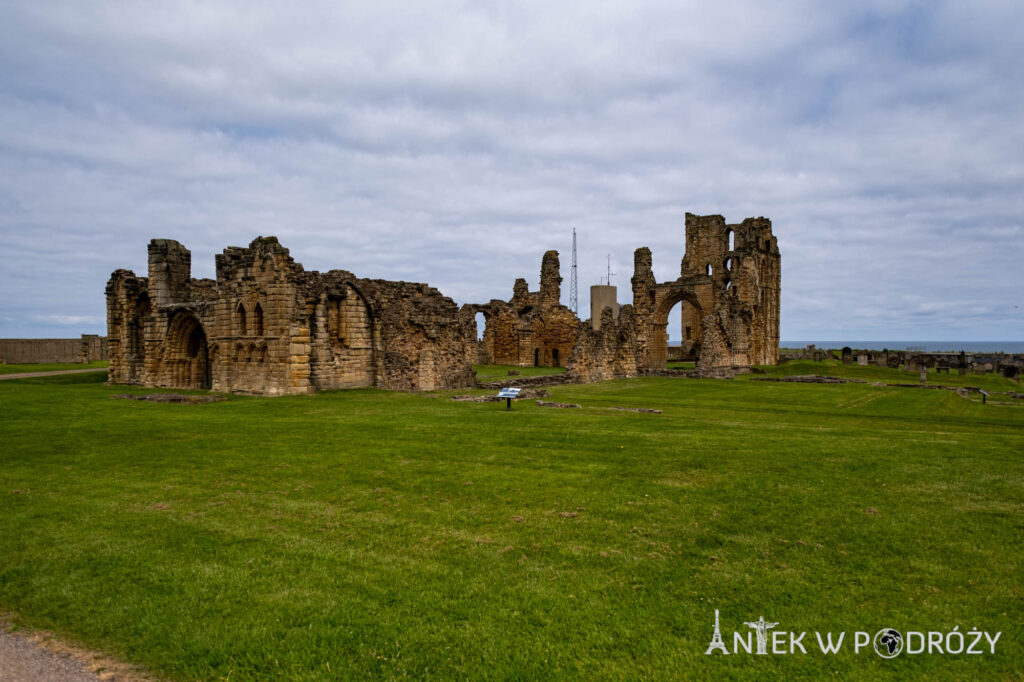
[107, 212, 781, 395]
[461, 251, 580, 368]
[568, 213, 781, 381]
[107, 237, 475, 396]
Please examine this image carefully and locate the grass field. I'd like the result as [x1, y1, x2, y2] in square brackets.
[473, 364, 566, 382]
[1, 363, 1022, 680]
[0, 360, 108, 374]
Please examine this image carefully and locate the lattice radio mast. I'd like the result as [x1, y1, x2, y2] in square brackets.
[569, 227, 578, 315]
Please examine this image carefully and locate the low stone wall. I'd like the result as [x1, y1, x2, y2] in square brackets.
[640, 366, 748, 379]
[0, 335, 107, 364]
[477, 373, 577, 389]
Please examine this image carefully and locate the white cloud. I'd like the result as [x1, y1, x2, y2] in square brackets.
[0, 1, 1021, 341]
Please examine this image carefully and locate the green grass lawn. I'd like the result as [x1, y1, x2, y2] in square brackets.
[1, 368, 1022, 680]
[473, 364, 566, 382]
[0, 360, 109, 374]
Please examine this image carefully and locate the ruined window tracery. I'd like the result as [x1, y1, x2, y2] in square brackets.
[253, 302, 264, 336]
[236, 302, 247, 336]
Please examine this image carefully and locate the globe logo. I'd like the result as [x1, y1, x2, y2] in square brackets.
[873, 628, 903, 658]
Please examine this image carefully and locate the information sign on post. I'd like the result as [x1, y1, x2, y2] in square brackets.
[497, 387, 522, 410]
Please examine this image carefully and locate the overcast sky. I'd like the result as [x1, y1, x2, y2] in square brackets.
[1, 1, 1021, 342]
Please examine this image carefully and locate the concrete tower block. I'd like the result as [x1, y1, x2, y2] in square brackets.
[590, 285, 619, 330]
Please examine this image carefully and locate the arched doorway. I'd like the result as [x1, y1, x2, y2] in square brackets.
[648, 286, 704, 369]
[165, 311, 211, 389]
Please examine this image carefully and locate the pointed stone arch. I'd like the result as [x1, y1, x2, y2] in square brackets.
[311, 280, 379, 389]
[235, 301, 247, 336]
[647, 284, 704, 368]
[252, 302, 264, 336]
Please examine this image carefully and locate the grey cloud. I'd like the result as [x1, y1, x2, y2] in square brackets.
[0, 1, 1021, 340]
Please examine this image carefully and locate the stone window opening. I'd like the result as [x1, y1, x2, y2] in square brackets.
[727, 229, 735, 251]
[552, 348, 560, 367]
[685, 326, 692, 340]
[336, 302, 348, 348]
[724, 257, 732, 271]
[252, 302, 264, 336]
[705, 263, 712, 276]
[475, 312, 486, 341]
[236, 302, 247, 336]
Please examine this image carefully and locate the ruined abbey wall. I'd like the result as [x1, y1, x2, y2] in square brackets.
[107, 237, 474, 396]
[570, 213, 781, 382]
[108, 212, 779, 394]
[467, 251, 580, 368]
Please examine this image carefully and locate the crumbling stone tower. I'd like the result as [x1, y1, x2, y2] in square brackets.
[675, 213, 780, 368]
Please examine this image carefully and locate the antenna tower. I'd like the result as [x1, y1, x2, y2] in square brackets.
[603, 254, 616, 285]
[570, 228, 578, 315]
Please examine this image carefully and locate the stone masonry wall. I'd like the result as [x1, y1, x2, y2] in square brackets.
[0, 335, 108, 364]
[472, 251, 580, 368]
[107, 237, 475, 396]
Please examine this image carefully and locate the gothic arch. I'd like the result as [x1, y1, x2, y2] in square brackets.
[312, 280, 379, 389]
[647, 284, 705, 368]
[252, 302, 264, 336]
[235, 301, 247, 336]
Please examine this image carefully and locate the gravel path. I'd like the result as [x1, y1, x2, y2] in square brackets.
[0, 628, 102, 682]
[0, 368, 107, 381]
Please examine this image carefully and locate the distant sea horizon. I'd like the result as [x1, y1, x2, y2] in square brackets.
[778, 340, 1024, 354]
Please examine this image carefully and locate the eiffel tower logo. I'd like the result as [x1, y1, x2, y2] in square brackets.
[705, 609, 729, 655]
